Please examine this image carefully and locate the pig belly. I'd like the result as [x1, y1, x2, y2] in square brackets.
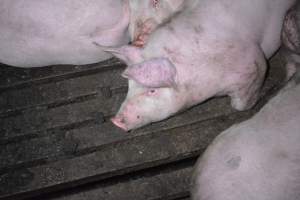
[191, 83, 300, 200]
[0, 0, 129, 67]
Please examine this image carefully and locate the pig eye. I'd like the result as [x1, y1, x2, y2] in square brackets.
[147, 89, 157, 95]
[151, 0, 160, 9]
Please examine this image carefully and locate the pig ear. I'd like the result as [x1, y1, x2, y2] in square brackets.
[122, 58, 177, 88]
[93, 43, 143, 65]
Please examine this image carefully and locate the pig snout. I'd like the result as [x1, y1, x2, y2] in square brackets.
[111, 111, 142, 131]
[111, 101, 144, 131]
[111, 115, 129, 131]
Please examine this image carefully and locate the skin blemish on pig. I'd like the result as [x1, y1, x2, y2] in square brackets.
[226, 156, 241, 170]
[194, 37, 200, 45]
[274, 150, 289, 159]
[152, 0, 160, 9]
[227, 44, 235, 49]
[167, 24, 175, 32]
[163, 46, 183, 64]
[194, 25, 204, 34]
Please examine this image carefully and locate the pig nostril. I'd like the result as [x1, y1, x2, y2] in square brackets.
[111, 117, 128, 131]
[136, 115, 140, 119]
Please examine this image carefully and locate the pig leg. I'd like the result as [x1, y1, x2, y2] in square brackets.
[228, 48, 267, 110]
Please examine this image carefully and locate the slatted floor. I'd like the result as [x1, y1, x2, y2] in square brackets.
[0, 52, 287, 200]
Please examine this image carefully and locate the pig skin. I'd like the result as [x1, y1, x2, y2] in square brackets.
[106, 0, 296, 131]
[282, 2, 300, 82]
[128, 0, 186, 46]
[0, 0, 130, 67]
[191, 82, 300, 200]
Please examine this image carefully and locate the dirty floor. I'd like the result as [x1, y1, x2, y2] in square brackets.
[0, 51, 287, 200]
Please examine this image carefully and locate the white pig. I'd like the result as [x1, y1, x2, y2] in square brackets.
[191, 82, 300, 200]
[104, 0, 296, 131]
[0, 0, 130, 67]
[128, 0, 186, 46]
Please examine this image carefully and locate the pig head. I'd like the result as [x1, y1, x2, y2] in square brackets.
[106, 46, 184, 131]
[128, 0, 185, 46]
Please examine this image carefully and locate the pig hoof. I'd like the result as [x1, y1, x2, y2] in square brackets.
[111, 117, 128, 131]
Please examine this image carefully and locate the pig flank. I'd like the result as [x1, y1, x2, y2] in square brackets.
[191, 82, 300, 200]
[106, 0, 296, 131]
[0, 0, 130, 67]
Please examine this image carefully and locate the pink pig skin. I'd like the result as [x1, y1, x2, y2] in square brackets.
[191, 82, 300, 200]
[128, 0, 185, 46]
[0, 0, 130, 67]
[106, 0, 296, 131]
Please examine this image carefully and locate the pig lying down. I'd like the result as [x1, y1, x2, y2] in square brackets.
[191, 82, 300, 200]
[0, 0, 129, 67]
[103, 0, 296, 131]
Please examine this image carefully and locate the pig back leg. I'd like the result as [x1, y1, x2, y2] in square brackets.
[227, 47, 267, 111]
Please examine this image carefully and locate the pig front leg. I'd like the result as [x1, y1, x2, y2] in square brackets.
[227, 47, 267, 110]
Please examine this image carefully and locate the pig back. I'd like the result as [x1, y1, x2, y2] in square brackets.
[0, 0, 129, 67]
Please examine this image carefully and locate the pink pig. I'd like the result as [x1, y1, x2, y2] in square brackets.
[103, 0, 296, 131]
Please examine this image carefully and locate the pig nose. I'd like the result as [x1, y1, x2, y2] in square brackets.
[111, 116, 128, 131]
